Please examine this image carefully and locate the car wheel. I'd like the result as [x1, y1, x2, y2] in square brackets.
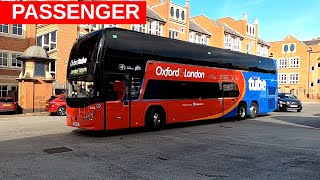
[249, 102, 258, 119]
[237, 103, 247, 120]
[297, 109, 301, 112]
[57, 106, 66, 116]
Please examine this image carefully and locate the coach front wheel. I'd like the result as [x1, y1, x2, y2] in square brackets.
[237, 103, 247, 120]
[146, 108, 162, 130]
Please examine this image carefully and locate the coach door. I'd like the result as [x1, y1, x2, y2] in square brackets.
[104, 73, 131, 130]
[220, 82, 238, 117]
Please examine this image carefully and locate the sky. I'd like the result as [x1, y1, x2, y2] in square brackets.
[173, 0, 320, 42]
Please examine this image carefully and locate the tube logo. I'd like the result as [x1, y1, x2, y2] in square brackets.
[248, 76, 266, 91]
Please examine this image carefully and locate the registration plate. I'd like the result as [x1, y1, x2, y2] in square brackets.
[290, 105, 298, 108]
[3, 104, 11, 106]
[73, 122, 80, 127]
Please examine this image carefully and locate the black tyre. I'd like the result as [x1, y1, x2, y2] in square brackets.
[57, 106, 66, 116]
[297, 109, 301, 112]
[237, 103, 247, 120]
[249, 102, 258, 119]
[146, 108, 162, 130]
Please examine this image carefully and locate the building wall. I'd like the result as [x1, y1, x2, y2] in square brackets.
[0, 24, 36, 98]
[268, 35, 315, 100]
[191, 15, 224, 47]
[216, 15, 262, 55]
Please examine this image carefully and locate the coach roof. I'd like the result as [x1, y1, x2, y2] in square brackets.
[81, 28, 277, 74]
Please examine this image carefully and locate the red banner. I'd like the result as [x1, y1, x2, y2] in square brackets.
[0, 1, 147, 24]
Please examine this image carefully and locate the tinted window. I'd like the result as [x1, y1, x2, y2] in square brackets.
[143, 80, 239, 100]
[0, 98, 13, 102]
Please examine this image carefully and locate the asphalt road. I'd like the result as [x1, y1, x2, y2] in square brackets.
[0, 103, 320, 180]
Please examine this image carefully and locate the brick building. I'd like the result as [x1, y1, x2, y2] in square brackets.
[34, 0, 271, 96]
[0, 24, 36, 99]
[269, 35, 320, 100]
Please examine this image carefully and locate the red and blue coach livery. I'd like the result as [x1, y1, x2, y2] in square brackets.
[66, 28, 278, 131]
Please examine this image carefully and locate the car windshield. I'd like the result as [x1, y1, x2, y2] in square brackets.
[0, 98, 13, 102]
[279, 93, 296, 99]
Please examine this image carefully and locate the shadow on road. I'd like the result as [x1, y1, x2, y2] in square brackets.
[272, 115, 320, 128]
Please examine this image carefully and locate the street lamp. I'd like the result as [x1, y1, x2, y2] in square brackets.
[307, 47, 312, 98]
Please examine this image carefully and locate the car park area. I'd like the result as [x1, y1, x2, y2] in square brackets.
[0, 103, 320, 179]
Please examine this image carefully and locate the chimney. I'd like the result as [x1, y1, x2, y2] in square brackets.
[186, 0, 190, 7]
[254, 18, 258, 25]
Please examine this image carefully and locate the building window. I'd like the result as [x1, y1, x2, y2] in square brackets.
[49, 61, 56, 79]
[169, 30, 178, 39]
[224, 34, 232, 49]
[34, 62, 46, 77]
[311, 66, 315, 71]
[317, 79, 320, 84]
[12, 24, 23, 36]
[318, 62, 320, 68]
[278, 74, 287, 84]
[246, 43, 251, 53]
[233, 37, 241, 51]
[0, 86, 8, 97]
[176, 9, 180, 18]
[11, 53, 22, 68]
[0, 24, 9, 34]
[101, 24, 118, 28]
[131, 24, 147, 33]
[310, 82, 314, 87]
[0, 52, 8, 67]
[288, 73, 299, 84]
[189, 32, 194, 42]
[149, 21, 162, 36]
[289, 57, 300, 68]
[181, 11, 185, 20]
[132, 21, 162, 36]
[36, 30, 57, 52]
[170, 7, 174, 17]
[278, 58, 288, 69]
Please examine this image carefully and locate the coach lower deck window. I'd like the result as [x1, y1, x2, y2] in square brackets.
[143, 80, 239, 100]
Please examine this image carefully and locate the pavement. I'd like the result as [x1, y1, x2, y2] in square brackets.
[0, 104, 320, 180]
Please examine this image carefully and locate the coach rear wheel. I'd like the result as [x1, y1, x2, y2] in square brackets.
[249, 102, 258, 119]
[146, 108, 162, 130]
[237, 103, 247, 120]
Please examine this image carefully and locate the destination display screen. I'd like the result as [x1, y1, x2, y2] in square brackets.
[70, 67, 88, 76]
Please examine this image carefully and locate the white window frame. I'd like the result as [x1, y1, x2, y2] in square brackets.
[101, 24, 118, 29]
[224, 34, 232, 49]
[278, 58, 288, 69]
[36, 30, 57, 52]
[0, 85, 8, 97]
[169, 30, 179, 39]
[0, 52, 8, 67]
[12, 24, 23, 36]
[189, 32, 195, 43]
[246, 43, 251, 53]
[233, 37, 241, 51]
[288, 73, 299, 84]
[11, 53, 23, 68]
[289, 57, 300, 68]
[0, 24, 9, 34]
[278, 73, 287, 84]
[0, 24, 24, 38]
